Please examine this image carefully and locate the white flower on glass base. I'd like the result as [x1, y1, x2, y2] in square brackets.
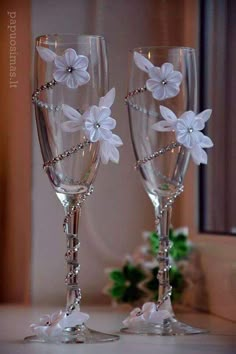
[30, 309, 90, 340]
[152, 105, 213, 165]
[36, 47, 90, 89]
[134, 52, 183, 100]
[123, 302, 171, 328]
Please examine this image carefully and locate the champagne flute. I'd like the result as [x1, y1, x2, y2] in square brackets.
[27, 34, 120, 344]
[124, 46, 213, 335]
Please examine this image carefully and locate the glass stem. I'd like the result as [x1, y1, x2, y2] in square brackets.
[155, 199, 172, 307]
[64, 204, 81, 315]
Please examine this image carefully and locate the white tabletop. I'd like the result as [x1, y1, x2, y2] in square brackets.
[0, 305, 235, 354]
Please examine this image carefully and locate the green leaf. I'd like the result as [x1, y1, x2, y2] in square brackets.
[122, 286, 145, 303]
[149, 232, 159, 255]
[123, 264, 145, 284]
[109, 284, 125, 299]
[109, 269, 126, 284]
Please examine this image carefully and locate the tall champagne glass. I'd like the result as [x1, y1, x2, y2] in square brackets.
[27, 34, 120, 344]
[124, 46, 210, 335]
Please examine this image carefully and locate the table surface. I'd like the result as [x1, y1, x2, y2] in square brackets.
[0, 305, 235, 354]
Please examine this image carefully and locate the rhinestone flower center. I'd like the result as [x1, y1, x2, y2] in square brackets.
[66, 66, 74, 73]
[161, 79, 168, 85]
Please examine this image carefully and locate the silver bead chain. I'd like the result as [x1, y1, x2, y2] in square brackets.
[43, 139, 91, 170]
[32, 80, 94, 317]
[64, 185, 94, 316]
[125, 89, 184, 315]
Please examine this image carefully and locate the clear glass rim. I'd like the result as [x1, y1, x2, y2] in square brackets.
[36, 33, 105, 45]
[130, 46, 195, 53]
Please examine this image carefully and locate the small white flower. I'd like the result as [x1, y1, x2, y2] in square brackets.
[84, 88, 116, 142]
[54, 49, 90, 89]
[61, 104, 84, 132]
[36, 46, 90, 89]
[30, 310, 67, 338]
[100, 134, 123, 164]
[123, 302, 171, 327]
[134, 52, 183, 100]
[30, 309, 90, 339]
[84, 106, 116, 142]
[152, 106, 213, 165]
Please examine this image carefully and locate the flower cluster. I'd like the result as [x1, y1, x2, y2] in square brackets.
[123, 302, 171, 327]
[62, 88, 123, 164]
[152, 106, 213, 165]
[30, 309, 89, 339]
[133, 52, 214, 165]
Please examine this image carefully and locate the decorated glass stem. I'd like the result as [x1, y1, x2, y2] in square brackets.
[124, 47, 213, 335]
[27, 34, 122, 344]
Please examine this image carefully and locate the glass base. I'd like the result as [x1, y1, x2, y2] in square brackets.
[25, 324, 119, 344]
[121, 317, 207, 336]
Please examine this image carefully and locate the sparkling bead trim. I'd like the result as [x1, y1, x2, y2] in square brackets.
[125, 86, 158, 118]
[126, 89, 185, 315]
[64, 185, 94, 316]
[43, 139, 91, 170]
[32, 79, 62, 112]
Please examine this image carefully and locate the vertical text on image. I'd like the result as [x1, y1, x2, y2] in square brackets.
[8, 11, 18, 89]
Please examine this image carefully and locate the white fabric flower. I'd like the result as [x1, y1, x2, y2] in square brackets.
[134, 52, 183, 100]
[84, 88, 116, 142]
[84, 106, 116, 142]
[53, 49, 90, 89]
[100, 134, 123, 164]
[60, 88, 122, 164]
[30, 310, 67, 338]
[61, 104, 84, 132]
[152, 106, 213, 165]
[36, 46, 90, 89]
[30, 309, 89, 339]
[123, 302, 171, 328]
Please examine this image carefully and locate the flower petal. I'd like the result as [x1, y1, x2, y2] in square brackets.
[159, 105, 177, 123]
[64, 48, 77, 67]
[160, 63, 174, 78]
[178, 111, 195, 127]
[109, 133, 123, 146]
[62, 104, 81, 121]
[54, 55, 67, 69]
[199, 134, 214, 148]
[176, 131, 191, 148]
[164, 84, 180, 99]
[192, 118, 205, 131]
[148, 66, 162, 80]
[101, 117, 116, 130]
[146, 79, 160, 91]
[100, 141, 120, 164]
[53, 69, 68, 83]
[90, 128, 101, 142]
[152, 120, 173, 132]
[36, 46, 56, 62]
[73, 55, 89, 70]
[133, 52, 154, 73]
[99, 127, 113, 140]
[64, 310, 89, 327]
[61, 121, 82, 132]
[152, 85, 166, 100]
[99, 88, 116, 108]
[167, 71, 183, 84]
[190, 145, 208, 165]
[97, 107, 111, 123]
[196, 109, 212, 123]
[66, 70, 90, 88]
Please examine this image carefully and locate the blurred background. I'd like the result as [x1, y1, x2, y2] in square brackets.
[0, 0, 235, 321]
